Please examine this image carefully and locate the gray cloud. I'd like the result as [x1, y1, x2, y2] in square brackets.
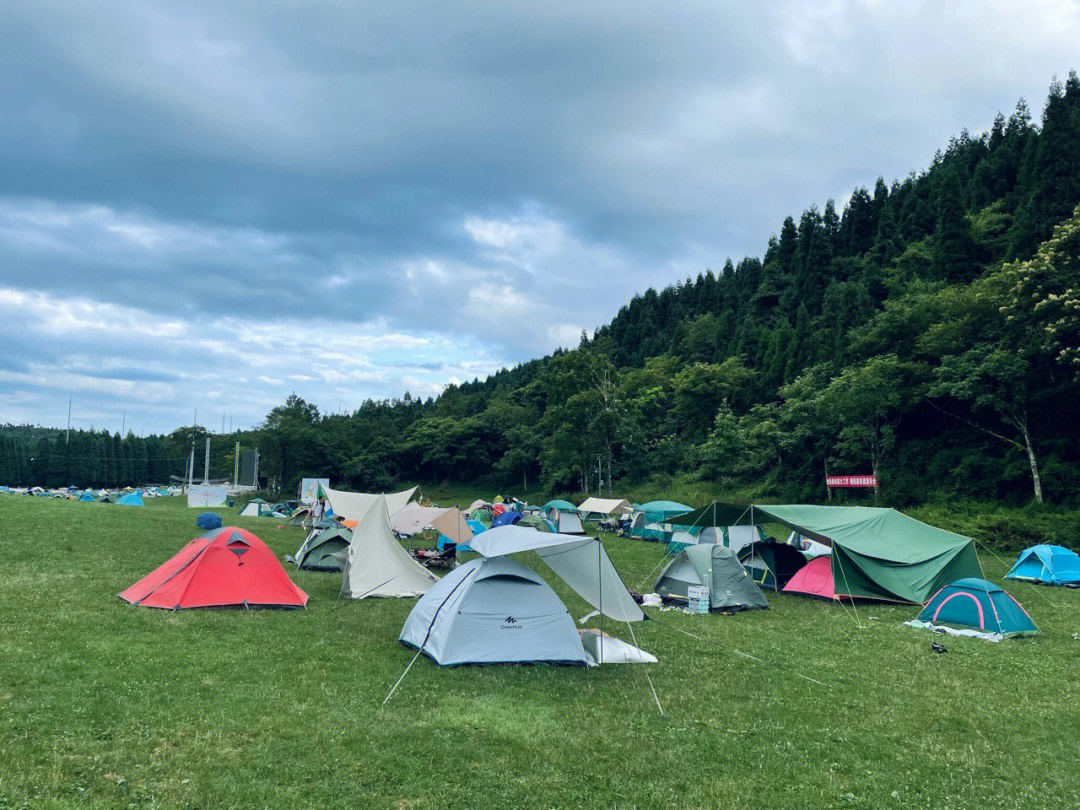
[2, 1, 1079, 431]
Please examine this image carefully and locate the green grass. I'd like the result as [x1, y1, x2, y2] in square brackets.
[2, 495, 1079, 809]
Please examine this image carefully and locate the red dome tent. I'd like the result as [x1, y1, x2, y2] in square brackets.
[120, 527, 308, 610]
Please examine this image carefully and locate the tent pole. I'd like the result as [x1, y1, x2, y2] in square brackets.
[597, 539, 603, 665]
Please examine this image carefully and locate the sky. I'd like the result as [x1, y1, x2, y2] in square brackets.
[2, 1, 1079, 435]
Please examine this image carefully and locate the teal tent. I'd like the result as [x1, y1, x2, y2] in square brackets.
[116, 492, 144, 507]
[915, 579, 1039, 638]
[654, 544, 768, 612]
[709, 503, 982, 604]
[629, 501, 692, 542]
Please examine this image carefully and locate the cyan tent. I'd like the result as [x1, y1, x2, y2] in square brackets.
[629, 501, 692, 541]
[712, 503, 982, 604]
[1006, 545, 1080, 586]
[116, 492, 144, 507]
[916, 579, 1039, 638]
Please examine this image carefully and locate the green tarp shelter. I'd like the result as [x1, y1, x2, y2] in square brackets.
[708, 503, 982, 604]
[654, 544, 768, 612]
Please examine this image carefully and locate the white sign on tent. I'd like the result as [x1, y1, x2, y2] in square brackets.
[299, 478, 330, 504]
[187, 484, 228, 508]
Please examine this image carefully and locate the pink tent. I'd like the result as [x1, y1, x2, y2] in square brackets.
[781, 555, 849, 601]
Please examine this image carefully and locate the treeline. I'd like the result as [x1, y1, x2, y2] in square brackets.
[247, 76, 1080, 506]
[0, 425, 256, 489]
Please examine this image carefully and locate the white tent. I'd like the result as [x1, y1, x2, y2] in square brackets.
[577, 497, 632, 518]
[467, 525, 643, 623]
[341, 495, 439, 599]
[324, 485, 418, 523]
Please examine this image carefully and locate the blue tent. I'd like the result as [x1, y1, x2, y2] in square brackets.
[79, 492, 95, 502]
[1006, 544, 1080, 586]
[916, 578, 1039, 638]
[196, 512, 223, 531]
[491, 511, 522, 528]
[116, 492, 144, 507]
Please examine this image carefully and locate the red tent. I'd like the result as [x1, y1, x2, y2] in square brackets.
[120, 527, 308, 610]
[781, 555, 848, 601]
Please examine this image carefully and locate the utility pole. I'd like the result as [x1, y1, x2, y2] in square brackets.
[121, 411, 125, 436]
[221, 411, 226, 433]
[233, 442, 240, 488]
[203, 437, 211, 484]
[66, 397, 72, 444]
[253, 448, 260, 491]
[187, 445, 194, 490]
[597, 456, 603, 496]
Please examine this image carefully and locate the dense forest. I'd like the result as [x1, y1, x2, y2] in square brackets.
[5, 76, 1080, 505]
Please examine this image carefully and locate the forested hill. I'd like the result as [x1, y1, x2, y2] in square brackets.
[6, 76, 1080, 505]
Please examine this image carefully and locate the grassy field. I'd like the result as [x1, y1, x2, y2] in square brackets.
[1, 495, 1079, 809]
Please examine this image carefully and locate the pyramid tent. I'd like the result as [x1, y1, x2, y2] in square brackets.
[701, 503, 982, 604]
[289, 525, 351, 571]
[916, 579, 1039, 638]
[119, 527, 308, 609]
[654, 544, 768, 612]
[1006, 545, 1080, 586]
[116, 491, 144, 506]
[400, 556, 589, 666]
[341, 495, 439, 598]
[782, 555, 847, 601]
[738, 540, 808, 591]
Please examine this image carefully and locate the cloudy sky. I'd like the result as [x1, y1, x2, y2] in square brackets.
[2, 1, 1078, 434]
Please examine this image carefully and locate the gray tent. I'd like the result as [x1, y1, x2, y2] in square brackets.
[399, 524, 647, 666]
[287, 525, 350, 571]
[399, 556, 588, 666]
[654, 544, 768, 612]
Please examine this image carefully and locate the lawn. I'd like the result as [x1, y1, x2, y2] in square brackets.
[1, 494, 1078, 809]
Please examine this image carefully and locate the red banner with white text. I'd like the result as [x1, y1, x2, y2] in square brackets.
[826, 475, 878, 488]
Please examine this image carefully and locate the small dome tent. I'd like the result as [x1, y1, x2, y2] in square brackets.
[1006, 545, 1080, 586]
[913, 579, 1039, 639]
[541, 500, 585, 535]
[288, 525, 351, 571]
[654, 544, 768, 612]
[782, 555, 846, 601]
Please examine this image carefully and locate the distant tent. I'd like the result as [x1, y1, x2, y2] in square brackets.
[577, 497, 632, 521]
[629, 501, 692, 541]
[1006, 545, 1080, 586]
[196, 512, 223, 531]
[738, 540, 807, 591]
[782, 555, 846, 601]
[341, 495, 440, 599]
[119, 527, 308, 610]
[79, 492, 95, 502]
[116, 492, 144, 507]
[653, 544, 768, 612]
[400, 525, 645, 666]
[288, 525, 351, 571]
[240, 498, 273, 517]
[704, 503, 982, 604]
[437, 519, 486, 552]
[914, 579, 1039, 639]
[667, 524, 766, 555]
[542, 500, 585, 535]
[491, 510, 523, 528]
